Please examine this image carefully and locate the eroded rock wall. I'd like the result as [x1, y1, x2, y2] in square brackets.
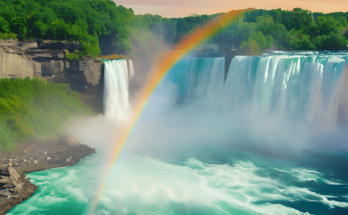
[0, 48, 42, 79]
[0, 40, 103, 94]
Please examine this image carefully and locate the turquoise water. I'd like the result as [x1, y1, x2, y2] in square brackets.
[8, 148, 348, 215]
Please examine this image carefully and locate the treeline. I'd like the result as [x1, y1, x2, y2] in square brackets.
[0, 0, 133, 57]
[130, 13, 219, 44]
[0, 0, 347, 56]
[0, 78, 92, 151]
[135, 8, 348, 54]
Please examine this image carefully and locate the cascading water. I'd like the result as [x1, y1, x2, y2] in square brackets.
[169, 52, 348, 129]
[121, 60, 129, 87]
[103, 59, 130, 121]
[224, 52, 348, 128]
[129, 59, 135, 80]
[168, 57, 225, 108]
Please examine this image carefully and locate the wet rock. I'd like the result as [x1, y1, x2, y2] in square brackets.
[0, 167, 38, 215]
[0, 136, 95, 213]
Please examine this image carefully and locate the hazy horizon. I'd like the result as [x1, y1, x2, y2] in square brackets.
[115, 0, 348, 18]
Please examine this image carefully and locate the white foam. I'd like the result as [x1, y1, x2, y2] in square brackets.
[8, 154, 348, 215]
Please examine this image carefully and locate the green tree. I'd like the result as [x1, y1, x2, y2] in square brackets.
[313, 33, 347, 50]
[239, 39, 261, 54]
[0, 16, 10, 32]
[287, 29, 316, 50]
[255, 16, 287, 48]
[249, 31, 273, 49]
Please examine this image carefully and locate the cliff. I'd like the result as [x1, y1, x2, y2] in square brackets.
[0, 39, 104, 112]
[0, 41, 42, 79]
[0, 40, 103, 94]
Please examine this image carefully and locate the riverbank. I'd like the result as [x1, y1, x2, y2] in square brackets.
[0, 136, 96, 214]
[0, 135, 96, 173]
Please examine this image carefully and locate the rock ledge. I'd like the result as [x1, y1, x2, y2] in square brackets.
[0, 167, 38, 215]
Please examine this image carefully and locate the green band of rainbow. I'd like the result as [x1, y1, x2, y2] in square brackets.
[90, 8, 250, 214]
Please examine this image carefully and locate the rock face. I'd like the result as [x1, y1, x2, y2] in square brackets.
[0, 167, 38, 215]
[0, 46, 42, 79]
[46, 57, 103, 93]
[0, 40, 103, 94]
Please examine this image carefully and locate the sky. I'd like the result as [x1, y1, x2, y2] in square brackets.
[115, 0, 348, 18]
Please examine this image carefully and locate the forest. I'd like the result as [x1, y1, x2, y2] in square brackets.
[134, 9, 348, 54]
[0, 0, 347, 56]
[0, 0, 133, 57]
[0, 78, 92, 150]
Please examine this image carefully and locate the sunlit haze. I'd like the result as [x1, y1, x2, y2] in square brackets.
[116, 0, 348, 17]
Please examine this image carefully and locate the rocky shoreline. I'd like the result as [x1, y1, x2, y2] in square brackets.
[0, 135, 95, 173]
[0, 135, 96, 214]
[0, 167, 38, 215]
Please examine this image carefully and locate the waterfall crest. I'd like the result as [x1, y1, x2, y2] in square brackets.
[224, 53, 348, 127]
[103, 59, 130, 121]
[167, 52, 348, 128]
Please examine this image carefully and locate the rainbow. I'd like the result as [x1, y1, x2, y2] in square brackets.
[90, 8, 250, 213]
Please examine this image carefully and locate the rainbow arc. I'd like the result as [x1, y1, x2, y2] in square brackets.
[90, 8, 251, 213]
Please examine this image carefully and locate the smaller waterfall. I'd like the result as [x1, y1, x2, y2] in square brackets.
[103, 59, 130, 121]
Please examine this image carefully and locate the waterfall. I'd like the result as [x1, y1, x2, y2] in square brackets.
[168, 57, 225, 108]
[224, 53, 348, 127]
[121, 60, 129, 87]
[102, 52, 348, 126]
[167, 52, 348, 127]
[103, 59, 130, 121]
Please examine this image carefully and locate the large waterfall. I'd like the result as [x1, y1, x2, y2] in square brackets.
[103, 53, 348, 126]
[103, 59, 130, 121]
[168, 57, 225, 108]
[224, 52, 348, 127]
[168, 52, 348, 128]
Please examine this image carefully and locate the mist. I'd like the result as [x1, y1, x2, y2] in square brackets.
[124, 79, 311, 160]
[68, 56, 348, 165]
[68, 77, 311, 164]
